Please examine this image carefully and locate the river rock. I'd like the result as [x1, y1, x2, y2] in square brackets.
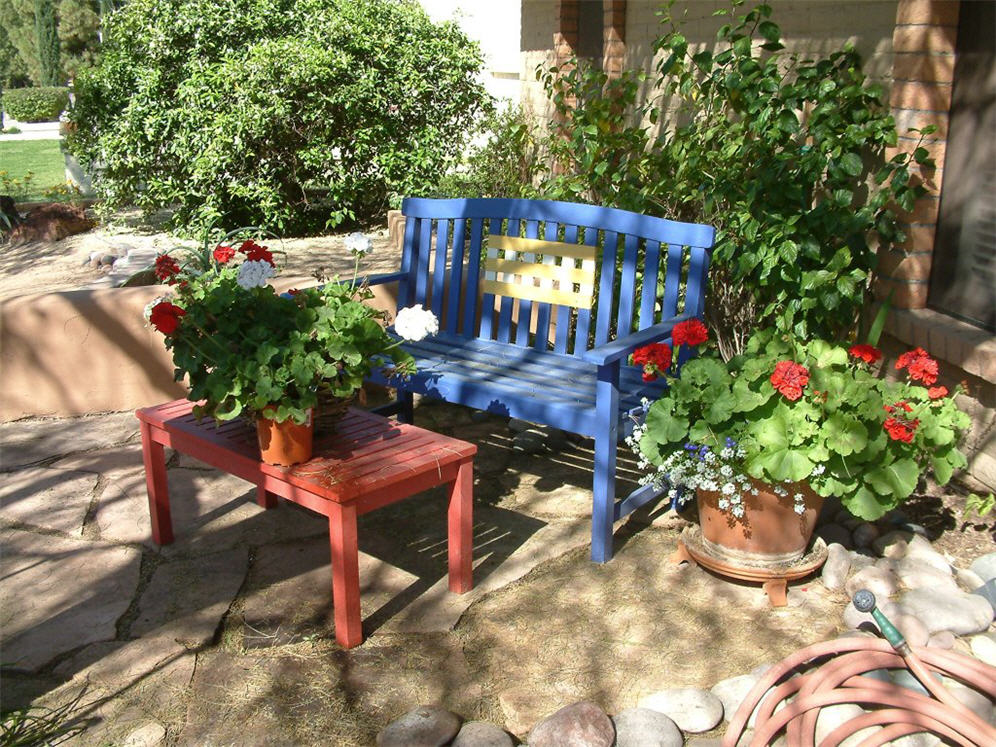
[848, 551, 876, 573]
[892, 613, 930, 647]
[528, 701, 614, 747]
[814, 704, 875, 745]
[816, 524, 852, 550]
[956, 567, 985, 592]
[843, 598, 899, 630]
[970, 632, 996, 666]
[927, 630, 955, 649]
[972, 578, 996, 615]
[376, 705, 461, 747]
[845, 565, 899, 600]
[451, 721, 513, 747]
[638, 688, 723, 733]
[872, 530, 917, 558]
[821, 543, 851, 591]
[711, 673, 763, 726]
[851, 522, 880, 549]
[897, 587, 994, 635]
[969, 551, 996, 582]
[895, 557, 958, 591]
[903, 546, 951, 574]
[611, 708, 682, 747]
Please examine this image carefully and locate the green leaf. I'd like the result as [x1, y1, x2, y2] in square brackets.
[758, 21, 780, 42]
[820, 414, 868, 457]
[840, 152, 863, 176]
[758, 447, 814, 482]
[845, 486, 890, 521]
[866, 458, 919, 499]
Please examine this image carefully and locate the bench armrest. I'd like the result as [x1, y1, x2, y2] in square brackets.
[582, 313, 698, 366]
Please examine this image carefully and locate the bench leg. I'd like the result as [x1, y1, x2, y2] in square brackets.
[447, 458, 474, 594]
[139, 421, 174, 545]
[328, 503, 363, 648]
[398, 390, 415, 424]
[591, 362, 620, 563]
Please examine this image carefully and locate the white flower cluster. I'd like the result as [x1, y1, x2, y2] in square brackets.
[394, 304, 439, 342]
[143, 294, 171, 321]
[344, 232, 373, 257]
[236, 260, 275, 289]
[626, 426, 756, 520]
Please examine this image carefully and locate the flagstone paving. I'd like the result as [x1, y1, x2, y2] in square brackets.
[0, 401, 992, 745]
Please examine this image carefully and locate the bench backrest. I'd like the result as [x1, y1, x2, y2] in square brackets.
[397, 197, 716, 357]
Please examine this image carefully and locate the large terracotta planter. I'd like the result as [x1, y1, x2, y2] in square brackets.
[256, 409, 314, 466]
[697, 479, 823, 568]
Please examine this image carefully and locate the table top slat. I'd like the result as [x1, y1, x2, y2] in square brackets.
[136, 399, 475, 502]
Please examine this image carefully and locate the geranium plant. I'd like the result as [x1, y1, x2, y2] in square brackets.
[629, 324, 970, 521]
[146, 234, 426, 425]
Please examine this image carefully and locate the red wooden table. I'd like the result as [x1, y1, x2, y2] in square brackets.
[135, 399, 476, 648]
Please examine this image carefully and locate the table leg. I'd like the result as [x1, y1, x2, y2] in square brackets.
[328, 502, 362, 648]
[139, 421, 173, 545]
[763, 578, 788, 608]
[447, 458, 474, 594]
[255, 484, 278, 509]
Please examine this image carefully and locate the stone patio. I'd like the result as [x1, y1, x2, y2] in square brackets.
[1, 400, 993, 745]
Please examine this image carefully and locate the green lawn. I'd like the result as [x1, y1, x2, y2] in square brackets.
[0, 139, 67, 201]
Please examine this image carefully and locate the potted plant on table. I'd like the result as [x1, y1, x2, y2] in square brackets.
[146, 233, 436, 466]
[628, 323, 970, 568]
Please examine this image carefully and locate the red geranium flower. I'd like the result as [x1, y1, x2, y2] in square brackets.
[632, 342, 672, 381]
[907, 355, 939, 386]
[884, 416, 919, 443]
[672, 319, 708, 347]
[642, 371, 657, 383]
[770, 360, 809, 401]
[213, 244, 236, 264]
[848, 344, 882, 364]
[883, 400, 913, 414]
[154, 254, 181, 283]
[240, 239, 275, 267]
[895, 347, 928, 370]
[927, 386, 948, 400]
[149, 301, 186, 335]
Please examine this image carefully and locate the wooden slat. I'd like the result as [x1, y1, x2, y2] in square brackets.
[399, 215, 417, 307]
[481, 279, 593, 308]
[639, 239, 662, 328]
[488, 234, 598, 261]
[430, 219, 450, 319]
[414, 217, 432, 306]
[616, 233, 640, 336]
[445, 219, 467, 335]
[661, 243, 684, 320]
[514, 220, 540, 348]
[595, 230, 619, 349]
[479, 220, 499, 340]
[496, 220, 519, 344]
[483, 258, 593, 285]
[532, 220, 559, 351]
[555, 225, 579, 354]
[462, 218, 485, 338]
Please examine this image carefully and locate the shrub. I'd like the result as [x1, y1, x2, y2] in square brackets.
[67, 0, 491, 236]
[2, 86, 68, 121]
[429, 105, 543, 199]
[538, 0, 930, 357]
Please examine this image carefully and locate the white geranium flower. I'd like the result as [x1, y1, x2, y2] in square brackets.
[395, 304, 439, 342]
[143, 294, 170, 321]
[237, 259, 275, 289]
[344, 231, 373, 257]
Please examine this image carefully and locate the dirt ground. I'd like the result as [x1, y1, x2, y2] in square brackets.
[2, 207, 994, 745]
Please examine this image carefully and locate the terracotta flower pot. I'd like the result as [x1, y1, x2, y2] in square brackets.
[697, 479, 823, 568]
[256, 409, 313, 466]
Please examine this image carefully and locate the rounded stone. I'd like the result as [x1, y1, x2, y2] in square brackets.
[816, 523, 852, 550]
[451, 721, 514, 747]
[898, 587, 994, 635]
[927, 630, 955, 649]
[507, 418, 533, 433]
[872, 530, 915, 558]
[122, 721, 167, 747]
[710, 673, 762, 725]
[528, 701, 614, 747]
[638, 688, 724, 733]
[843, 598, 900, 630]
[821, 543, 851, 591]
[845, 566, 899, 600]
[611, 707, 682, 747]
[970, 551, 996, 582]
[892, 613, 929, 647]
[903, 546, 951, 574]
[851, 522, 880, 549]
[815, 704, 876, 745]
[848, 552, 876, 572]
[376, 705, 461, 747]
[969, 632, 996, 666]
[895, 557, 957, 592]
[956, 567, 986, 592]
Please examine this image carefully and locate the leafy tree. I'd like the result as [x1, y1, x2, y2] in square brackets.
[67, 0, 490, 235]
[58, 0, 101, 80]
[0, 0, 38, 85]
[34, 0, 61, 85]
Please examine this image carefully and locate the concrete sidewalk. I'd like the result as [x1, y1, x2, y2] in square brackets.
[0, 120, 61, 141]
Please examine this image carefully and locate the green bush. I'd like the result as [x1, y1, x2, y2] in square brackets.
[67, 0, 491, 236]
[2, 85, 68, 121]
[539, 0, 930, 357]
[429, 105, 543, 199]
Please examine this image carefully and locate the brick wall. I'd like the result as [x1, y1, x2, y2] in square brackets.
[602, 0, 626, 79]
[876, 0, 959, 309]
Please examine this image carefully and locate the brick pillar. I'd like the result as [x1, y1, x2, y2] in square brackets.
[555, 0, 579, 70]
[602, 0, 626, 79]
[878, 0, 960, 309]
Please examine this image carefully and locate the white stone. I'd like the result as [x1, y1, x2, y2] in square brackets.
[821, 543, 851, 591]
[611, 708, 683, 747]
[638, 688, 724, 733]
[956, 567, 986, 592]
[814, 704, 875, 746]
[122, 722, 167, 747]
[842, 598, 900, 631]
[710, 673, 766, 726]
[969, 632, 996, 666]
[897, 587, 994, 635]
[845, 565, 899, 600]
[970, 552, 996, 582]
[895, 557, 958, 592]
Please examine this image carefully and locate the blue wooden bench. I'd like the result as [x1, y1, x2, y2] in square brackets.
[366, 197, 715, 562]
